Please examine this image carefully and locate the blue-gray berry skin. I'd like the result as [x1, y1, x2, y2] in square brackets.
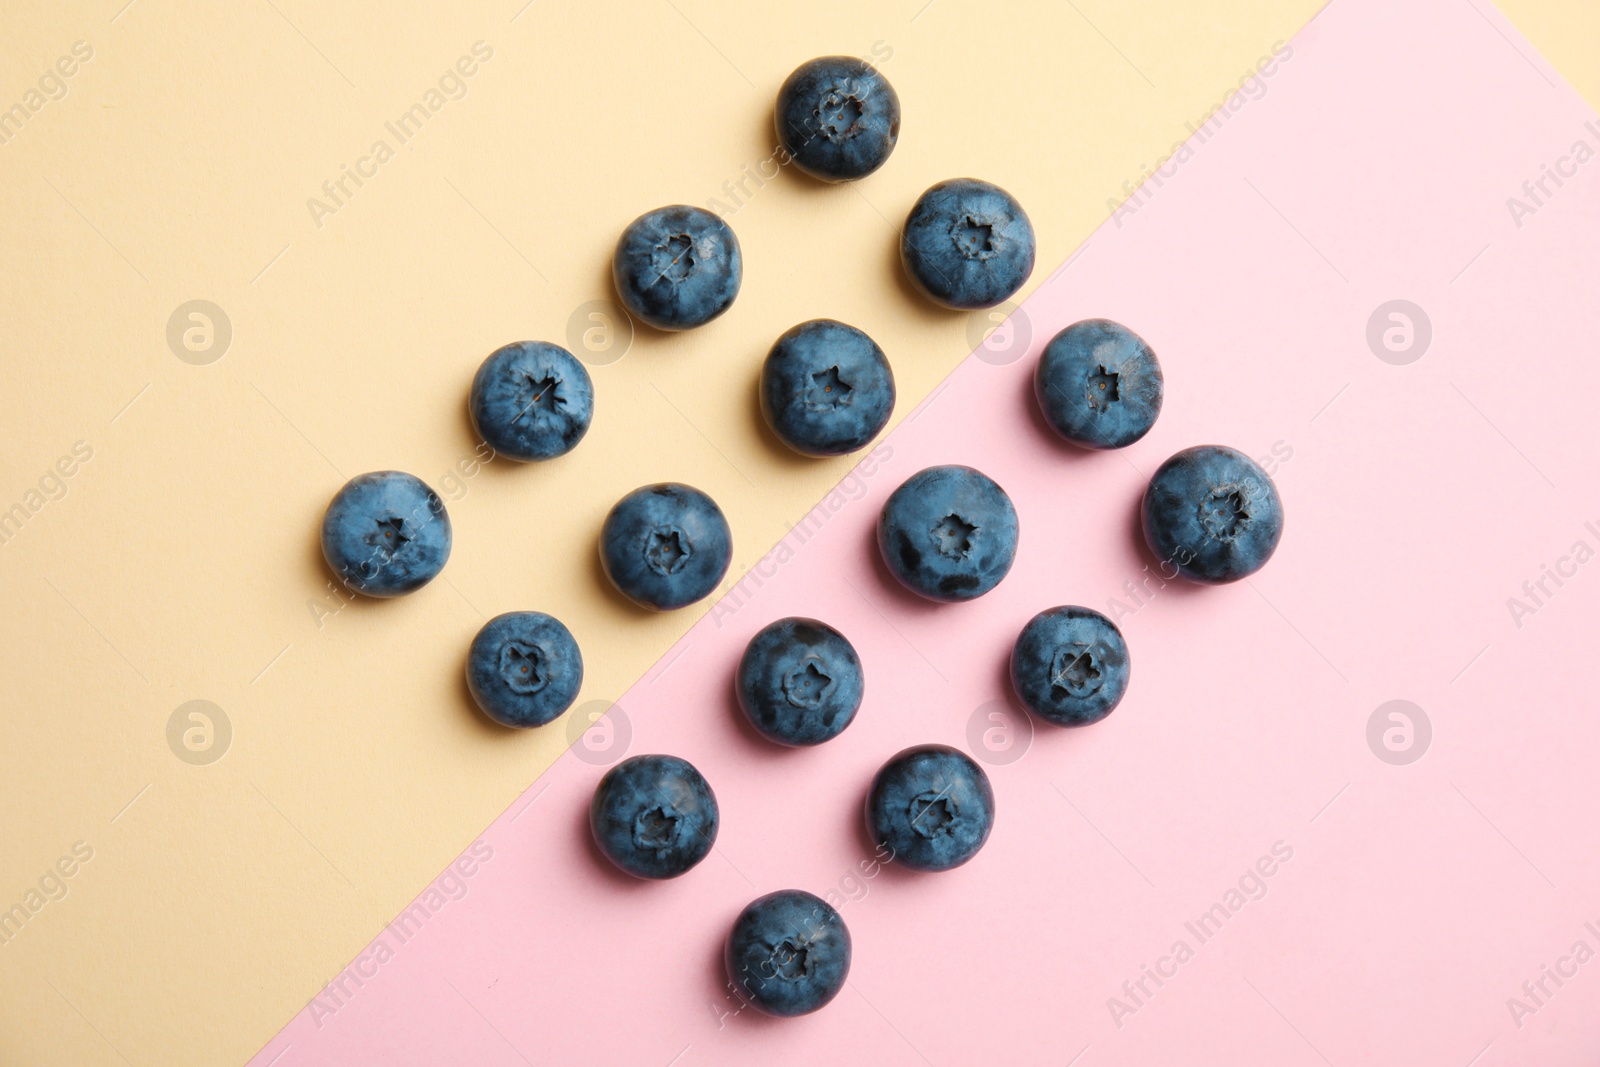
[590, 755, 718, 880]
[612, 205, 741, 330]
[1142, 445, 1284, 583]
[901, 178, 1035, 310]
[1035, 319, 1163, 450]
[761, 319, 895, 457]
[867, 745, 994, 872]
[877, 465, 1019, 602]
[726, 889, 852, 1016]
[321, 471, 451, 597]
[1011, 606, 1129, 727]
[466, 611, 583, 728]
[469, 341, 594, 462]
[776, 56, 900, 182]
[737, 617, 863, 746]
[600, 483, 732, 611]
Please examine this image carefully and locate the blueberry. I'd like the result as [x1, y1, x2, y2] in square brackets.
[600, 483, 732, 610]
[613, 205, 741, 330]
[1010, 606, 1129, 727]
[725, 889, 852, 1016]
[901, 178, 1035, 310]
[469, 341, 594, 461]
[866, 744, 994, 872]
[321, 471, 451, 597]
[1035, 319, 1163, 449]
[877, 465, 1019, 602]
[736, 617, 863, 746]
[466, 611, 584, 728]
[590, 754, 718, 880]
[775, 56, 900, 182]
[760, 319, 895, 457]
[1142, 445, 1284, 583]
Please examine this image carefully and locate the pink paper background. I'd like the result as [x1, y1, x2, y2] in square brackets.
[252, 0, 1600, 1062]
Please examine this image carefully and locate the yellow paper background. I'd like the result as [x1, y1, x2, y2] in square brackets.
[0, 1, 1589, 1062]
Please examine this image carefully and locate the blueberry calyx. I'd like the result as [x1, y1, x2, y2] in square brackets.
[1050, 644, 1103, 699]
[644, 526, 692, 575]
[930, 513, 977, 558]
[908, 791, 957, 839]
[498, 641, 547, 695]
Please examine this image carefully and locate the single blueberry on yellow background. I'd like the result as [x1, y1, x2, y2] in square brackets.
[877, 464, 1019, 602]
[775, 56, 901, 182]
[761, 319, 895, 457]
[1010, 606, 1130, 727]
[600, 483, 733, 610]
[466, 611, 584, 728]
[736, 617, 864, 746]
[1142, 445, 1284, 583]
[469, 341, 594, 462]
[321, 471, 452, 597]
[867, 744, 994, 872]
[1035, 319, 1164, 449]
[590, 754, 719, 879]
[725, 889, 852, 1016]
[613, 205, 742, 330]
[902, 178, 1036, 309]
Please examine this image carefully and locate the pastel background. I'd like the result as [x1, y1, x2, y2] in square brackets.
[0, 1, 1594, 1065]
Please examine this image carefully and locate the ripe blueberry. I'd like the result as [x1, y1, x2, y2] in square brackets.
[321, 471, 451, 597]
[725, 889, 852, 1016]
[867, 744, 994, 872]
[469, 341, 594, 461]
[466, 611, 584, 728]
[1035, 319, 1163, 449]
[1142, 445, 1284, 583]
[600, 483, 732, 610]
[761, 319, 895, 457]
[736, 617, 863, 746]
[1010, 606, 1129, 727]
[877, 465, 1019, 602]
[590, 754, 718, 879]
[901, 178, 1035, 309]
[613, 205, 741, 330]
[775, 56, 900, 182]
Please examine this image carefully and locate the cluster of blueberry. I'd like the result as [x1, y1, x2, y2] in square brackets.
[317, 55, 1286, 1018]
